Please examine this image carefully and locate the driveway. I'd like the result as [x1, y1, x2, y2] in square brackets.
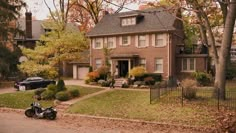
[0, 87, 16, 94]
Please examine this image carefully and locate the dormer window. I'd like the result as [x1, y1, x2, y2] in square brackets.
[121, 17, 136, 26]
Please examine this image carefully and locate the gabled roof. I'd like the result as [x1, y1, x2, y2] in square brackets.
[87, 8, 178, 37]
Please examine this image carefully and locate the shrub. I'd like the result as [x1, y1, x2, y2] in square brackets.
[41, 90, 55, 100]
[140, 73, 162, 82]
[47, 84, 57, 93]
[34, 88, 46, 96]
[68, 89, 80, 97]
[122, 83, 129, 88]
[87, 71, 100, 82]
[129, 66, 145, 78]
[193, 71, 211, 86]
[97, 66, 110, 80]
[144, 76, 155, 85]
[134, 81, 145, 86]
[56, 79, 66, 92]
[84, 76, 90, 84]
[98, 79, 106, 85]
[55, 91, 70, 101]
[155, 81, 167, 88]
[226, 66, 236, 80]
[181, 79, 197, 100]
[101, 81, 111, 87]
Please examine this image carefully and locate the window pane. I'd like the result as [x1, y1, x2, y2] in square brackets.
[95, 59, 101, 69]
[183, 58, 187, 70]
[140, 58, 146, 68]
[139, 35, 146, 47]
[189, 58, 195, 70]
[107, 37, 113, 48]
[122, 36, 128, 45]
[155, 59, 163, 72]
[95, 38, 101, 48]
[155, 34, 164, 46]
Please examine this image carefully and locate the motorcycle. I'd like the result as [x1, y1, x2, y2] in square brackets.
[25, 101, 57, 120]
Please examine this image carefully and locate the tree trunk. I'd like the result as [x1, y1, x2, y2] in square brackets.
[214, 0, 236, 100]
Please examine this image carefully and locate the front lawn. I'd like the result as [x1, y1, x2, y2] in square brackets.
[0, 85, 104, 109]
[0, 91, 54, 109]
[67, 90, 217, 127]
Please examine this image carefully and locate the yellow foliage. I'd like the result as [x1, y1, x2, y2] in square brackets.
[129, 66, 145, 77]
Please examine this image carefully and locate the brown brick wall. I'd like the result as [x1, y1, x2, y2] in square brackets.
[90, 33, 171, 78]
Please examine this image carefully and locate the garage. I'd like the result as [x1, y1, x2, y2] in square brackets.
[72, 64, 89, 80]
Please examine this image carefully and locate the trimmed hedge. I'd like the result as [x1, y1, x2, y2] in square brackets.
[34, 88, 46, 96]
[55, 91, 70, 101]
[41, 90, 55, 100]
[138, 73, 162, 82]
[68, 89, 80, 97]
[57, 79, 66, 92]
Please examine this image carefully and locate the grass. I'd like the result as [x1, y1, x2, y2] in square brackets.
[66, 85, 104, 97]
[0, 85, 104, 109]
[0, 91, 54, 109]
[67, 90, 216, 127]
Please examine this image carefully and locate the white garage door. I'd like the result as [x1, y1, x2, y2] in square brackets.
[78, 67, 89, 79]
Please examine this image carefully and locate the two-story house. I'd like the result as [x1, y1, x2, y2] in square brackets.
[87, 8, 208, 79]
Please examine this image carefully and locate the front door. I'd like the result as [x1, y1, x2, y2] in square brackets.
[118, 60, 128, 77]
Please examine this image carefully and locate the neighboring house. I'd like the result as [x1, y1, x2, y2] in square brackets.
[87, 8, 208, 80]
[14, 12, 88, 78]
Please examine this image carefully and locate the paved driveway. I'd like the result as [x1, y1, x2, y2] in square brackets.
[0, 87, 16, 94]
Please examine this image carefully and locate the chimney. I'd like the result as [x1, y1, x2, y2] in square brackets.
[25, 12, 32, 38]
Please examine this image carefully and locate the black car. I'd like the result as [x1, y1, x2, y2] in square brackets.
[14, 77, 56, 91]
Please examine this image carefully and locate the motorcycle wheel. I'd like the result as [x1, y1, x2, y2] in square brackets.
[25, 109, 35, 117]
[47, 113, 56, 120]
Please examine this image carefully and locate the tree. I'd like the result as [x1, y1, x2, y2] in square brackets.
[19, 28, 89, 78]
[147, 0, 236, 99]
[0, 0, 25, 79]
[0, 0, 25, 41]
[68, 0, 139, 32]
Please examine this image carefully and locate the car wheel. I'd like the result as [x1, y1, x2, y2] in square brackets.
[25, 85, 31, 90]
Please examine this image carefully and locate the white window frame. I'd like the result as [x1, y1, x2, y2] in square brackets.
[94, 38, 102, 49]
[121, 17, 136, 26]
[138, 35, 146, 48]
[122, 36, 128, 46]
[181, 58, 196, 72]
[107, 37, 114, 48]
[155, 34, 164, 47]
[155, 58, 163, 73]
[95, 59, 102, 69]
[139, 58, 146, 69]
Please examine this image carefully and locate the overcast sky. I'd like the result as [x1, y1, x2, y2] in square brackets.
[23, 0, 141, 20]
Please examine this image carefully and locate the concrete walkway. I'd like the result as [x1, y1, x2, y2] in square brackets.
[62, 89, 112, 105]
[56, 80, 149, 112]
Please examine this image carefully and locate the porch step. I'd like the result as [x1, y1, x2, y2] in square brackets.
[114, 78, 126, 87]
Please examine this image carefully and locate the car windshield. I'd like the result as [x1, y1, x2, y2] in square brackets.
[25, 77, 43, 81]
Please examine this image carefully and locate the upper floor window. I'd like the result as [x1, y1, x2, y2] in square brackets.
[140, 58, 146, 69]
[107, 37, 114, 48]
[121, 17, 136, 26]
[138, 35, 146, 47]
[155, 34, 164, 46]
[155, 58, 163, 73]
[94, 38, 102, 49]
[122, 36, 128, 45]
[182, 58, 195, 72]
[95, 59, 102, 69]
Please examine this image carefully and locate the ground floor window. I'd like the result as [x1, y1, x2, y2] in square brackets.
[95, 59, 102, 69]
[182, 58, 195, 72]
[155, 58, 163, 73]
[140, 58, 146, 69]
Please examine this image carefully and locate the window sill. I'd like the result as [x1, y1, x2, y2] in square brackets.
[181, 70, 195, 72]
[94, 47, 103, 49]
[136, 46, 148, 48]
[153, 45, 166, 48]
[154, 71, 164, 73]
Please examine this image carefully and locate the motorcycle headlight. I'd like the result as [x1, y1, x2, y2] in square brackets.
[53, 108, 57, 112]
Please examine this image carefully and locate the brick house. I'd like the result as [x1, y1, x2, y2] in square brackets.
[87, 8, 208, 80]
